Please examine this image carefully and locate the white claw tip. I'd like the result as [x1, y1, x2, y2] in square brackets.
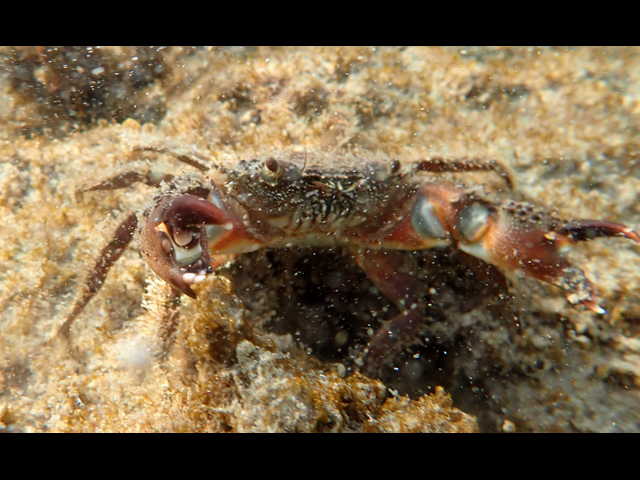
[183, 271, 208, 285]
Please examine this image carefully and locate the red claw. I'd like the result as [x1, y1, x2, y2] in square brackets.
[554, 219, 639, 313]
[140, 193, 231, 298]
[161, 194, 232, 242]
[556, 219, 640, 244]
[457, 212, 639, 314]
[396, 185, 639, 315]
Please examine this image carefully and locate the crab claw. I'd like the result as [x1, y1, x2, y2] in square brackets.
[555, 219, 640, 244]
[545, 219, 640, 312]
[457, 207, 639, 314]
[140, 193, 232, 298]
[408, 185, 639, 313]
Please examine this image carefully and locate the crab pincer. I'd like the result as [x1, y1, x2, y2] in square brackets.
[140, 194, 232, 298]
[407, 184, 640, 314]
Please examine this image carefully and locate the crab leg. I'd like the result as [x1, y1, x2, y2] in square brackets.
[78, 146, 212, 197]
[415, 156, 516, 189]
[352, 248, 427, 373]
[79, 169, 175, 194]
[133, 146, 211, 173]
[57, 213, 138, 336]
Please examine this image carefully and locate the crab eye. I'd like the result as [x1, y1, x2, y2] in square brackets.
[262, 157, 283, 181]
[389, 158, 401, 175]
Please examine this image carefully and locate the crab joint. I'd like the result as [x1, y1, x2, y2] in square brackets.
[411, 195, 449, 241]
[457, 202, 492, 243]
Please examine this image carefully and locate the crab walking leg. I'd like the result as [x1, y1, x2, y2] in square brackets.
[78, 168, 175, 194]
[78, 145, 215, 197]
[56, 213, 139, 337]
[414, 156, 516, 189]
[133, 146, 211, 173]
[352, 248, 428, 373]
[157, 289, 183, 358]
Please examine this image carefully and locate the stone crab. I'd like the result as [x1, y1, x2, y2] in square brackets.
[62, 147, 640, 373]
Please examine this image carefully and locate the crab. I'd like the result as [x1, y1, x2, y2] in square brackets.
[62, 147, 640, 373]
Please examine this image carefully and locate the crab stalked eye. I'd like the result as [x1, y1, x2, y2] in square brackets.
[411, 195, 448, 240]
[262, 157, 283, 182]
[457, 202, 491, 242]
[389, 158, 401, 175]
